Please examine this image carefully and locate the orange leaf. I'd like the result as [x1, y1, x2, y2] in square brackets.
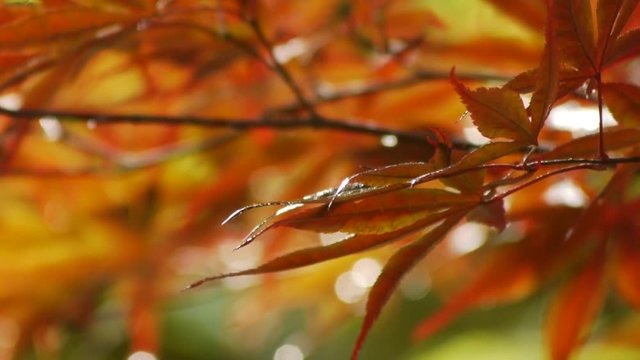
[413, 243, 539, 341]
[467, 199, 506, 230]
[612, 228, 640, 309]
[596, 0, 640, 66]
[187, 209, 469, 290]
[484, 0, 547, 31]
[529, 0, 560, 135]
[546, 246, 606, 360]
[602, 83, 640, 126]
[505, 68, 539, 93]
[351, 213, 465, 360]
[385, 5, 445, 39]
[537, 128, 640, 160]
[0, 8, 136, 47]
[444, 141, 524, 195]
[604, 28, 640, 65]
[276, 189, 477, 234]
[451, 69, 535, 144]
[554, 0, 596, 70]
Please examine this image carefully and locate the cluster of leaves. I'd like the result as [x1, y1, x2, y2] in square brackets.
[1, 0, 640, 359]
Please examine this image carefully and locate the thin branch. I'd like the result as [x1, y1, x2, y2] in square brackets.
[0, 106, 441, 145]
[247, 18, 320, 118]
[273, 70, 511, 114]
[489, 163, 602, 201]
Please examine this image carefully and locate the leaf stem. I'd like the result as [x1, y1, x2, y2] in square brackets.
[595, 72, 609, 160]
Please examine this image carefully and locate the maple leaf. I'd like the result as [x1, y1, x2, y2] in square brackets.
[450, 69, 536, 145]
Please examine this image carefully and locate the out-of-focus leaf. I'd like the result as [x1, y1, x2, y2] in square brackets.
[467, 199, 506, 231]
[413, 242, 539, 341]
[554, 0, 596, 70]
[596, 0, 640, 65]
[529, 0, 559, 135]
[604, 29, 640, 65]
[351, 212, 466, 360]
[0, 8, 136, 47]
[451, 70, 535, 144]
[546, 246, 606, 360]
[505, 68, 538, 93]
[384, 3, 445, 39]
[612, 228, 640, 309]
[484, 0, 546, 31]
[536, 128, 640, 160]
[187, 208, 471, 290]
[505, 67, 590, 98]
[602, 83, 640, 126]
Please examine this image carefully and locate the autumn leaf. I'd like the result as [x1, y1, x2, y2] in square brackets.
[413, 242, 539, 341]
[351, 212, 466, 360]
[612, 227, 640, 309]
[595, 0, 640, 66]
[484, 0, 547, 31]
[546, 246, 607, 360]
[275, 188, 477, 234]
[536, 128, 640, 160]
[553, 0, 596, 70]
[467, 199, 506, 230]
[442, 141, 524, 195]
[187, 208, 471, 290]
[603, 83, 640, 126]
[0, 7, 137, 47]
[451, 69, 535, 144]
[604, 28, 640, 65]
[529, 0, 559, 135]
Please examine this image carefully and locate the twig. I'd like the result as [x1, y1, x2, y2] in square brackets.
[0, 106, 442, 145]
[247, 18, 320, 118]
[273, 70, 511, 114]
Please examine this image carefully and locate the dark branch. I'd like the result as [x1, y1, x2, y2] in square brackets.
[0, 106, 441, 145]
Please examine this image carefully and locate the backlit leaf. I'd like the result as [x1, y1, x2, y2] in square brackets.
[275, 189, 477, 234]
[596, 0, 640, 65]
[546, 246, 606, 360]
[484, 0, 546, 31]
[466, 199, 506, 230]
[602, 83, 640, 126]
[554, 0, 596, 70]
[351, 212, 466, 360]
[0, 8, 136, 47]
[612, 227, 640, 309]
[187, 208, 470, 290]
[529, 0, 559, 135]
[451, 69, 535, 144]
[443, 141, 524, 195]
[537, 128, 640, 160]
[604, 29, 640, 65]
[413, 243, 539, 341]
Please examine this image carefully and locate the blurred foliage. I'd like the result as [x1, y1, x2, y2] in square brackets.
[1, 0, 640, 359]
